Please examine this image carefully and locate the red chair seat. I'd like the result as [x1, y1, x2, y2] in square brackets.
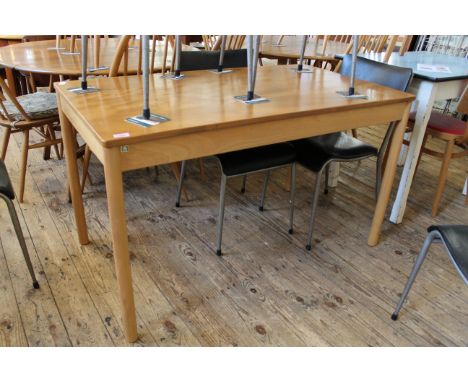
[409, 110, 466, 136]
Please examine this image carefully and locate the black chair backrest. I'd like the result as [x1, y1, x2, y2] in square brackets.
[340, 54, 413, 92]
[179, 49, 247, 72]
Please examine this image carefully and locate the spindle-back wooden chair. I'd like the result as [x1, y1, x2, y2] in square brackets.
[202, 35, 246, 51]
[404, 85, 468, 215]
[0, 77, 61, 202]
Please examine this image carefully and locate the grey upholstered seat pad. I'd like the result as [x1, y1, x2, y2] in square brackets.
[3, 92, 58, 122]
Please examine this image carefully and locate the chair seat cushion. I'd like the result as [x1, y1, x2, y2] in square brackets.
[216, 143, 296, 176]
[409, 110, 466, 136]
[292, 132, 378, 172]
[3, 92, 58, 122]
[0, 159, 15, 200]
[428, 225, 468, 282]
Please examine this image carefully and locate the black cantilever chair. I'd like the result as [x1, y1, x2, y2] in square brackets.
[175, 49, 297, 256]
[0, 159, 39, 289]
[178, 49, 248, 71]
[391, 225, 468, 320]
[291, 55, 413, 250]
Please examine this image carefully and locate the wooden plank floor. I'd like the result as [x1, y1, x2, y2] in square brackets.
[0, 123, 467, 346]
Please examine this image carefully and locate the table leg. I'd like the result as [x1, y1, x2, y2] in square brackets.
[103, 147, 138, 342]
[390, 81, 437, 224]
[368, 102, 411, 246]
[58, 101, 90, 245]
[5, 68, 18, 97]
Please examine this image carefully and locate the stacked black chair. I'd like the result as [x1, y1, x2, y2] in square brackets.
[291, 55, 413, 250]
[175, 49, 296, 256]
[392, 225, 468, 320]
[179, 49, 248, 71]
[0, 159, 39, 289]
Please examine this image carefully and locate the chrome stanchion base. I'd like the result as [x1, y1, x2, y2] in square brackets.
[336, 90, 368, 99]
[47, 47, 66, 51]
[290, 67, 314, 73]
[234, 94, 270, 104]
[88, 66, 110, 72]
[68, 86, 99, 94]
[61, 52, 80, 55]
[126, 114, 170, 128]
[161, 73, 185, 80]
[209, 69, 233, 74]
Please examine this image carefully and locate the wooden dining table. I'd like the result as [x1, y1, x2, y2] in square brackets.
[55, 65, 414, 342]
[0, 37, 196, 95]
[260, 35, 349, 65]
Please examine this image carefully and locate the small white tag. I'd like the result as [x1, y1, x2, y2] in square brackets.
[113, 132, 130, 138]
[463, 178, 467, 196]
[417, 63, 452, 74]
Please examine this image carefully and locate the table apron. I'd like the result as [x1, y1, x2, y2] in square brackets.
[409, 78, 468, 108]
[114, 101, 410, 172]
[59, 94, 106, 163]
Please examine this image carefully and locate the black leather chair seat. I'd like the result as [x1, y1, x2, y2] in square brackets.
[0, 159, 15, 200]
[428, 225, 468, 281]
[292, 132, 378, 172]
[180, 49, 247, 71]
[216, 143, 296, 177]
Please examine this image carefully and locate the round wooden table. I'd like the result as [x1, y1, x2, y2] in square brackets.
[0, 37, 195, 77]
[260, 35, 349, 65]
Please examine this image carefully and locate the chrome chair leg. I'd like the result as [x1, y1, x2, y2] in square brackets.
[376, 122, 396, 200]
[240, 175, 247, 193]
[391, 230, 439, 320]
[288, 163, 296, 234]
[1, 195, 39, 289]
[324, 163, 330, 195]
[215, 174, 228, 256]
[259, 171, 271, 211]
[306, 167, 324, 251]
[175, 160, 187, 207]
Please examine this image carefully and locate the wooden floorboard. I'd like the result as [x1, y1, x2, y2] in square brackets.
[0, 120, 467, 346]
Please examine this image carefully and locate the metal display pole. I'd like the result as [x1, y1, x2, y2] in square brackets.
[210, 35, 233, 74]
[126, 35, 170, 126]
[234, 35, 269, 104]
[218, 35, 226, 72]
[163, 35, 185, 80]
[291, 35, 313, 73]
[336, 35, 367, 99]
[68, 35, 99, 93]
[81, 35, 88, 90]
[142, 35, 151, 119]
[349, 35, 359, 95]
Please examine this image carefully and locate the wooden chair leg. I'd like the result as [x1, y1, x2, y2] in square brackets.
[351, 129, 358, 138]
[432, 140, 455, 217]
[19, 129, 30, 203]
[170, 162, 188, 201]
[81, 145, 92, 193]
[414, 133, 429, 175]
[198, 158, 206, 178]
[47, 124, 62, 159]
[1, 128, 11, 160]
[42, 125, 51, 160]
